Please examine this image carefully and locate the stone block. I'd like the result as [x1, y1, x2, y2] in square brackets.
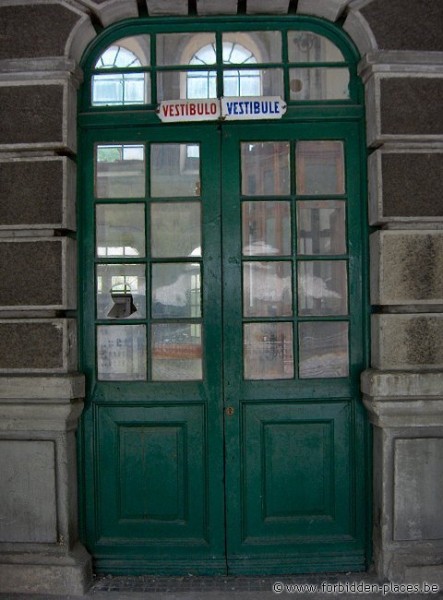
[197, 0, 238, 15]
[372, 314, 443, 370]
[78, 0, 138, 27]
[394, 438, 443, 541]
[0, 157, 76, 230]
[247, 0, 290, 15]
[0, 440, 57, 543]
[363, 375, 443, 585]
[0, 238, 76, 310]
[146, 0, 188, 16]
[297, 0, 350, 22]
[0, 4, 80, 60]
[369, 149, 443, 224]
[380, 77, 443, 136]
[365, 74, 443, 146]
[0, 81, 76, 152]
[0, 319, 77, 373]
[360, 0, 443, 52]
[370, 230, 443, 305]
[0, 375, 92, 595]
[343, 2, 378, 56]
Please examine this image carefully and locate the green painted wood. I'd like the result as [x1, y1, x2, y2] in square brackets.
[221, 122, 369, 573]
[78, 16, 370, 576]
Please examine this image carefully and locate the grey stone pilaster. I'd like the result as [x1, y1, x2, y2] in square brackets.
[362, 370, 443, 585]
[0, 374, 92, 595]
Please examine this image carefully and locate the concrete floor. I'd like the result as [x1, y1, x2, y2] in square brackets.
[0, 574, 442, 600]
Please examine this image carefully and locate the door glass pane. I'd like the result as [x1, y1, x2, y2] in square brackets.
[97, 264, 146, 320]
[296, 141, 345, 195]
[97, 324, 147, 380]
[152, 323, 202, 380]
[223, 69, 284, 97]
[242, 201, 291, 256]
[151, 144, 200, 197]
[298, 261, 348, 316]
[96, 204, 145, 258]
[242, 142, 290, 196]
[244, 322, 293, 379]
[289, 68, 350, 101]
[152, 263, 201, 318]
[95, 144, 145, 198]
[243, 262, 292, 317]
[297, 201, 346, 255]
[151, 203, 201, 258]
[288, 32, 345, 63]
[222, 32, 282, 63]
[299, 322, 349, 378]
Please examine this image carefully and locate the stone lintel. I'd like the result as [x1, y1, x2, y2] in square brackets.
[0, 400, 84, 433]
[362, 369, 443, 399]
[358, 51, 443, 82]
[362, 369, 443, 427]
[297, 0, 351, 22]
[0, 374, 85, 402]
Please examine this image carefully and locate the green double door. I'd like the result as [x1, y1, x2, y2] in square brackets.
[80, 119, 369, 574]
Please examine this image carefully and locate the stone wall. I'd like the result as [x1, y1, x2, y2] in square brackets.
[0, 0, 442, 593]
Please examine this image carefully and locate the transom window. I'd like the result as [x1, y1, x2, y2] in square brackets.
[86, 27, 357, 108]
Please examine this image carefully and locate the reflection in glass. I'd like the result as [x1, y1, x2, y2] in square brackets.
[151, 203, 201, 258]
[242, 201, 291, 256]
[288, 32, 345, 63]
[156, 33, 216, 66]
[152, 263, 201, 319]
[296, 141, 345, 195]
[152, 323, 202, 380]
[297, 201, 346, 255]
[289, 68, 350, 101]
[96, 264, 146, 320]
[222, 32, 282, 63]
[92, 73, 150, 106]
[151, 144, 200, 197]
[96, 204, 145, 258]
[224, 68, 283, 97]
[157, 70, 217, 101]
[243, 262, 292, 317]
[97, 324, 147, 380]
[95, 144, 145, 198]
[242, 142, 290, 196]
[92, 36, 150, 106]
[94, 36, 150, 68]
[244, 322, 293, 379]
[299, 322, 348, 378]
[298, 261, 348, 316]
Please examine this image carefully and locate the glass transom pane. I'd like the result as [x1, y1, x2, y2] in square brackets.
[288, 32, 345, 63]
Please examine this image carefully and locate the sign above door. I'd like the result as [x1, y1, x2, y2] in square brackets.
[157, 97, 287, 123]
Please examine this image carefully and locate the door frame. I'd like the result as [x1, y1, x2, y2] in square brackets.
[77, 15, 371, 575]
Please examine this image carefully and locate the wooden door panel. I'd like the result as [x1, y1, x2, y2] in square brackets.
[241, 401, 352, 540]
[97, 404, 208, 542]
